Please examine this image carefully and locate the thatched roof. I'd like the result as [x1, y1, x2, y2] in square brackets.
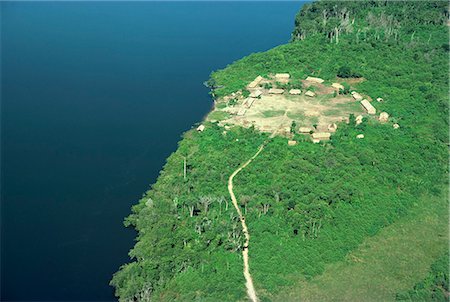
[305, 91, 316, 97]
[288, 140, 297, 146]
[356, 134, 364, 139]
[360, 99, 376, 114]
[268, 88, 284, 94]
[249, 90, 262, 98]
[289, 89, 302, 95]
[328, 123, 338, 132]
[247, 76, 263, 89]
[275, 73, 290, 79]
[237, 108, 247, 116]
[299, 127, 312, 133]
[197, 125, 205, 132]
[312, 132, 331, 140]
[351, 91, 363, 101]
[379, 112, 389, 123]
[355, 115, 363, 125]
[306, 76, 324, 84]
[244, 97, 257, 109]
[332, 83, 344, 90]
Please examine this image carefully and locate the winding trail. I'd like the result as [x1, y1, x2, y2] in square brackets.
[228, 144, 265, 302]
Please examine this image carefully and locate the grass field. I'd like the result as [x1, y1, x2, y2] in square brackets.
[262, 110, 286, 118]
[207, 111, 231, 121]
[273, 187, 449, 302]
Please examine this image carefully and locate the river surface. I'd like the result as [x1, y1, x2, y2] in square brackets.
[1, 2, 303, 301]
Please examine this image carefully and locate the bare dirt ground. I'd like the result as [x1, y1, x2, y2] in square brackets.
[213, 79, 365, 136]
[228, 144, 266, 302]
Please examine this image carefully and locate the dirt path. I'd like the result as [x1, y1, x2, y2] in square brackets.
[228, 144, 265, 302]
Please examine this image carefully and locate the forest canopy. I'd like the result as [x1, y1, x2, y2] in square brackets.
[111, 1, 449, 301]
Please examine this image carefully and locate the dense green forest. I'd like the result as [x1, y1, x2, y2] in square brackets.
[111, 1, 449, 301]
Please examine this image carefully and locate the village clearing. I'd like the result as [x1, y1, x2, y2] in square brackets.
[207, 74, 385, 142]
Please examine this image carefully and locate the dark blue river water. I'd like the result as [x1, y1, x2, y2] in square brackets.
[1, 2, 303, 301]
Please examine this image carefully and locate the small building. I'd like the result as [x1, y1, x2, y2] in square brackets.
[356, 134, 364, 139]
[305, 91, 316, 97]
[247, 76, 264, 89]
[355, 115, 363, 125]
[299, 127, 312, 133]
[328, 123, 338, 132]
[379, 112, 389, 123]
[351, 91, 363, 101]
[311, 132, 331, 143]
[289, 89, 302, 95]
[393, 123, 400, 129]
[288, 140, 297, 146]
[332, 83, 344, 90]
[360, 99, 376, 114]
[268, 88, 284, 94]
[237, 108, 247, 116]
[249, 90, 262, 98]
[306, 76, 324, 84]
[196, 124, 205, 132]
[244, 97, 257, 109]
[376, 97, 384, 102]
[275, 73, 290, 83]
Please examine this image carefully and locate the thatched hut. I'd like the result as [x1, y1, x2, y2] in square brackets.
[244, 98, 257, 109]
[312, 132, 331, 143]
[328, 123, 338, 132]
[249, 90, 262, 98]
[355, 115, 363, 125]
[299, 127, 312, 133]
[268, 88, 284, 94]
[306, 76, 324, 84]
[275, 73, 290, 83]
[332, 83, 344, 90]
[356, 134, 364, 139]
[288, 140, 297, 146]
[237, 108, 247, 116]
[379, 112, 389, 123]
[196, 125, 205, 132]
[305, 91, 316, 97]
[247, 76, 263, 89]
[360, 99, 376, 114]
[289, 89, 302, 95]
[351, 91, 363, 101]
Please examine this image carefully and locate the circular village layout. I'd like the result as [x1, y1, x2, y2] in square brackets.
[203, 74, 397, 144]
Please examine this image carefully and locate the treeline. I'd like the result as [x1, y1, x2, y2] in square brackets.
[396, 250, 449, 301]
[111, 126, 269, 301]
[112, 1, 449, 301]
[291, 1, 449, 43]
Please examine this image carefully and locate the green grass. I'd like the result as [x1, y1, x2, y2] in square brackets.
[336, 101, 364, 112]
[317, 94, 334, 104]
[274, 187, 449, 302]
[262, 110, 285, 118]
[396, 251, 449, 301]
[286, 110, 305, 120]
[308, 116, 319, 124]
[208, 111, 230, 121]
[215, 102, 228, 109]
[322, 108, 341, 116]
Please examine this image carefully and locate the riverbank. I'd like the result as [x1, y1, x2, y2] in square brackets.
[111, 1, 448, 301]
